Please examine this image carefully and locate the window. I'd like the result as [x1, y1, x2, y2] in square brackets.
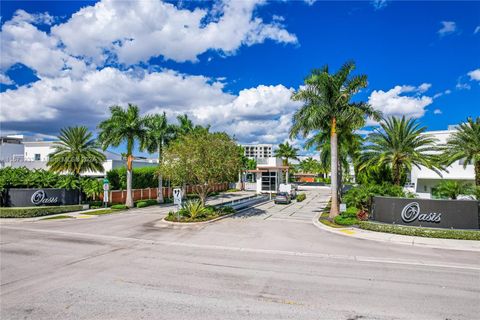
[261, 171, 277, 191]
[34, 154, 41, 161]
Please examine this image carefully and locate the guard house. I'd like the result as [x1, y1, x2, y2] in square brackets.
[244, 157, 289, 194]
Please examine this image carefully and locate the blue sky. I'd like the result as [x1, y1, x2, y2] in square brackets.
[1, 0, 479, 156]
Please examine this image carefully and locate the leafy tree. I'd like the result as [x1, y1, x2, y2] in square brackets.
[274, 141, 299, 182]
[290, 61, 381, 218]
[80, 178, 103, 201]
[141, 112, 176, 203]
[47, 126, 106, 177]
[359, 116, 443, 186]
[433, 180, 474, 200]
[98, 104, 148, 207]
[443, 117, 480, 186]
[160, 130, 242, 205]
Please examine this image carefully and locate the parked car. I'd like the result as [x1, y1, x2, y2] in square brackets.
[274, 192, 291, 204]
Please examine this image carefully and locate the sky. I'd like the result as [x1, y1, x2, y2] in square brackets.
[1, 0, 479, 156]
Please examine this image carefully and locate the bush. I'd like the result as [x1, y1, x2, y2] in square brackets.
[111, 204, 128, 210]
[343, 183, 414, 212]
[0, 205, 84, 218]
[334, 215, 358, 226]
[106, 167, 158, 190]
[135, 199, 158, 208]
[136, 201, 149, 208]
[296, 193, 306, 202]
[358, 221, 480, 241]
[165, 204, 235, 223]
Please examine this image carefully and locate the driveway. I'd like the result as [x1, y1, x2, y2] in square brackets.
[1, 188, 479, 319]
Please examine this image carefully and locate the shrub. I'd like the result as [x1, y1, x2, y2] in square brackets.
[0, 205, 84, 218]
[358, 221, 480, 241]
[106, 167, 158, 190]
[111, 204, 128, 210]
[334, 215, 358, 226]
[343, 183, 414, 212]
[136, 201, 149, 208]
[296, 193, 306, 202]
[135, 199, 158, 208]
[217, 206, 236, 214]
[182, 200, 207, 219]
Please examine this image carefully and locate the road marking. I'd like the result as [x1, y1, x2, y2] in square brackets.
[2, 226, 479, 272]
[339, 230, 356, 235]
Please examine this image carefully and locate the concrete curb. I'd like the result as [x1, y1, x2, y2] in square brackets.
[312, 207, 480, 252]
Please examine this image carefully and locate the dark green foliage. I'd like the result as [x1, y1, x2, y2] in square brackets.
[111, 204, 128, 210]
[135, 199, 158, 208]
[432, 180, 474, 200]
[106, 167, 158, 190]
[296, 193, 306, 202]
[165, 204, 235, 223]
[0, 205, 84, 218]
[359, 221, 480, 240]
[343, 183, 413, 212]
[334, 207, 359, 225]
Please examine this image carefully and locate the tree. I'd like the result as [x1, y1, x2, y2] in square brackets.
[176, 114, 194, 136]
[358, 116, 443, 186]
[97, 104, 148, 207]
[290, 61, 380, 218]
[274, 141, 299, 182]
[47, 126, 106, 203]
[443, 117, 480, 186]
[141, 112, 176, 203]
[48, 126, 106, 176]
[433, 180, 474, 200]
[160, 130, 242, 206]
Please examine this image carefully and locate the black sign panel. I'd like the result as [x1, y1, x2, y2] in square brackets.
[4, 188, 80, 207]
[371, 196, 480, 229]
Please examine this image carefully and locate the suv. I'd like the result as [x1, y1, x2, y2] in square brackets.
[274, 192, 291, 204]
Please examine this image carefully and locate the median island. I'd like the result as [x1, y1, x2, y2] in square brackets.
[165, 200, 235, 223]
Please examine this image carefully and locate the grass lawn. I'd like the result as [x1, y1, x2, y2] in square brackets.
[41, 215, 74, 220]
[82, 209, 124, 215]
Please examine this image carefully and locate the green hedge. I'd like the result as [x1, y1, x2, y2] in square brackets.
[0, 205, 84, 218]
[106, 167, 158, 190]
[136, 199, 158, 208]
[296, 193, 306, 202]
[111, 204, 128, 210]
[358, 221, 480, 240]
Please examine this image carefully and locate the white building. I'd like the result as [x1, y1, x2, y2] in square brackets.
[244, 157, 288, 194]
[407, 127, 475, 198]
[0, 136, 25, 168]
[2, 137, 157, 176]
[241, 144, 273, 158]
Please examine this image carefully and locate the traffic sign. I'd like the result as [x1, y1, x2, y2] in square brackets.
[173, 188, 182, 206]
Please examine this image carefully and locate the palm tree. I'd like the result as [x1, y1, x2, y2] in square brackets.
[359, 116, 443, 186]
[433, 180, 474, 200]
[97, 104, 148, 207]
[47, 126, 106, 203]
[141, 112, 175, 203]
[176, 114, 194, 136]
[443, 117, 480, 186]
[290, 61, 381, 218]
[274, 141, 299, 182]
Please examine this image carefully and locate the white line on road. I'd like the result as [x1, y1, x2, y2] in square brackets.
[2, 226, 479, 272]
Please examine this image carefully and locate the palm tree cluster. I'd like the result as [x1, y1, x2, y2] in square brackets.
[48, 103, 207, 207]
[290, 60, 479, 216]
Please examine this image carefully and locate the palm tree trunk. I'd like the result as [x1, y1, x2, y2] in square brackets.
[126, 155, 134, 208]
[392, 161, 401, 186]
[475, 160, 480, 186]
[157, 144, 164, 204]
[330, 117, 339, 219]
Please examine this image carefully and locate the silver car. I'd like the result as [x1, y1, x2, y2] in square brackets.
[274, 192, 291, 204]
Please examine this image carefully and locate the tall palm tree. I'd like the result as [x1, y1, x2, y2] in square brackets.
[176, 114, 194, 136]
[274, 141, 299, 182]
[359, 116, 443, 186]
[141, 112, 176, 203]
[443, 117, 480, 186]
[97, 104, 148, 207]
[290, 61, 381, 218]
[48, 126, 106, 203]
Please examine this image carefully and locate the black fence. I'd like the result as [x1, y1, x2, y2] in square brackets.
[1, 188, 80, 207]
[371, 196, 480, 230]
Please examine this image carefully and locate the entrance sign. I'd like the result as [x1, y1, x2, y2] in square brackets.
[3, 188, 79, 207]
[372, 196, 479, 229]
[31, 190, 59, 205]
[173, 188, 182, 206]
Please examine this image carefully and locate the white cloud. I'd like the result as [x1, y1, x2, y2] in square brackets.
[1, 68, 299, 144]
[474, 26, 480, 34]
[371, 0, 388, 10]
[437, 21, 457, 36]
[433, 89, 451, 99]
[467, 68, 480, 81]
[51, 0, 297, 65]
[433, 109, 442, 115]
[417, 82, 432, 93]
[11, 9, 56, 25]
[0, 73, 14, 85]
[368, 84, 434, 119]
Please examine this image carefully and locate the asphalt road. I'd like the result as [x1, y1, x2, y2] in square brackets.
[1, 188, 479, 320]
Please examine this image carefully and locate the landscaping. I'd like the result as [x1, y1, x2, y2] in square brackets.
[165, 200, 235, 223]
[359, 221, 480, 241]
[82, 208, 125, 215]
[296, 193, 306, 202]
[41, 215, 74, 220]
[0, 205, 85, 218]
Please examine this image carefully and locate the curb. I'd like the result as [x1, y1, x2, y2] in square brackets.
[311, 206, 480, 252]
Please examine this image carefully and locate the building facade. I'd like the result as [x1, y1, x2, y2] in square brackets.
[241, 144, 273, 158]
[406, 127, 475, 198]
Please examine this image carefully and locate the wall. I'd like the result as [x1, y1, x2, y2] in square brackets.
[4, 188, 80, 207]
[371, 196, 479, 229]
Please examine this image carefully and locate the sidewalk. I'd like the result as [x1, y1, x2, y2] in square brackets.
[0, 191, 258, 224]
[312, 211, 480, 252]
